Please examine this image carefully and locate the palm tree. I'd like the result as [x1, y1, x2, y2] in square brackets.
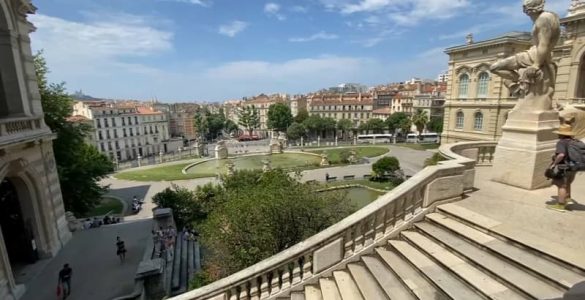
[412, 109, 429, 140]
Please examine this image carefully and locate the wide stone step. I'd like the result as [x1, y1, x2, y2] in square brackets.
[388, 240, 484, 300]
[437, 204, 585, 273]
[347, 263, 389, 300]
[319, 278, 341, 300]
[424, 213, 584, 291]
[332, 270, 364, 300]
[361, 255, 416, 300]
[304, 285, 321, 300]
[291, 292, 306, 300]
[375, 248, 448, 300]
[401, 231, 527, 300]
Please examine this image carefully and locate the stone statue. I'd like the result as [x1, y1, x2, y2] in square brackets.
[490, 0, 560, 112]
[225, 160, 235, 176]
[569, 0, 585, 16]
[269, 138, 282, 154]
[319, 154, 330, 167]
[262, 159, 272, 172]
[215, 140, 228, 159]
[277, 132, 288, 149]
[348, 150, 358, 164]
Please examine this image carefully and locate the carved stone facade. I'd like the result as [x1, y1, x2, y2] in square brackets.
[442, 5, 585, 144]
[0, 1, 71, 299]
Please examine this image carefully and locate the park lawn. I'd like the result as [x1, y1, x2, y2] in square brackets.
[114, 163, 215, 181]
[308, 146, 389, 164]
[84, 197, 124, 217]
[396, 143, 440, 151]
[325, 179, 395, 191]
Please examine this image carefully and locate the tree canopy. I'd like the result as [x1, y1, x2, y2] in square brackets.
[427, 116, 444, 134]
[34, 53, 114, 215]
[267, 103, 293, 132]
[412, 109, 429, 137]
[385, 112, 411, 134]
[336, 119, 354, 140]
[360, 118, 385, 134]
[294, 107, 309, 123]
[238, 106, 260, 136]
[286, 122, 306, 140]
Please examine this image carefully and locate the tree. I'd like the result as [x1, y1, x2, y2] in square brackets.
[238, 106, 260, 136]
[302, 115, 324, 138]
[322, 117, 337, 138]
[366, 118, 386, 134]
[224, 119, 239, 135]
[286, 122, 306, 141]
[385, 112, 409, 134]
[152, 185, 204, 228]
[372, 156, 403, 185]
[337, 119, 353, 140]
[427, 116, 444, 134]
[194, 109, 209, 140]
[267, 103, 293, 132]
[200, 169, 353, 280]
[294, 108, 309, 123]
[412, 109, 429, 138]
[34, 53, 114, 215]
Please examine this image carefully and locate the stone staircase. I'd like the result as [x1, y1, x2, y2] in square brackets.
[280, 203, 585, 300]
[165, 236, 202, 296]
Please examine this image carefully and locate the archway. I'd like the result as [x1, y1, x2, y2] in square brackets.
[577, 52, 585, 99]
[0, 178, 38, 282]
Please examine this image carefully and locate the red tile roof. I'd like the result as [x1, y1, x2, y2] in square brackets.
[136, 107, 163, 115]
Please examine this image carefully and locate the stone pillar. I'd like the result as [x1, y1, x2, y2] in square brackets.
[335, 136, 338, 146]
[300, 136, 304, 148]
[491, 110, 559, 190]
[136, 259, 166, 300]
[159, 151, 163, 164]
[137, 155, 142, 167]
[317, 136, 321, 147]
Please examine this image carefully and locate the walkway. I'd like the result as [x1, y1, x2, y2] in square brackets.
[21, 220, 153, 300]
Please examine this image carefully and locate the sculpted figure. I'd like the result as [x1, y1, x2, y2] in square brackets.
[490, 0, 560, 111]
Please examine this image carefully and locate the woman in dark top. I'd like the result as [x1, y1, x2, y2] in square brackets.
[116, 236, 127, 263]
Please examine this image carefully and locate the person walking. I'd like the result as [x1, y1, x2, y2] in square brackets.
[116, 236, 127, 263]
[58, 263, 72, 299]
[547, 124, 578, 212]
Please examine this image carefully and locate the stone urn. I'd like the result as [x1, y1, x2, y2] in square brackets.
[262, 159, 272, 172]
[320, 154, 330, 167]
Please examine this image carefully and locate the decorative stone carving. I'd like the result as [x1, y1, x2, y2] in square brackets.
[569, 0, 585, 17]
[489, 0, 561, 111]
[319, 154, 330, 167]
[262, 159, 272, 172]
[65, 212, 81, 232]
[226, 160, 235, 176]
[348, 150, 358, 164]
[277, 132, 288, 149]
[269, 139, 282, 154]
[215, 140, 228, 159]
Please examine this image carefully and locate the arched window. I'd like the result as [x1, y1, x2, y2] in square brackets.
[458, 74, 470, 98]
[456, 111, 464, 129]
[474, 112, 483, 131]
[476, 72, 489, 98]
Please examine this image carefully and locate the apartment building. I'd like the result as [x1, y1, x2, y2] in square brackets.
[308, 93, 374, 127]
[73, 101, 182, 161]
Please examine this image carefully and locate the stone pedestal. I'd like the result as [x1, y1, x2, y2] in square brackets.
[491, 110, 559, 190]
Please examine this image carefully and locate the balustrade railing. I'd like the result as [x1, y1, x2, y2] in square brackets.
[0, 116, 45, 140]
[170, 141, 496, 300]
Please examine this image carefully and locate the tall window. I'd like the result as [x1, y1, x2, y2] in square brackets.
[458, 74, 470, 98]
[474, 112, 484, 131]
[578, 54, 585, 98]
[456, 111, 464, 129]
[477, 72, 489, 98]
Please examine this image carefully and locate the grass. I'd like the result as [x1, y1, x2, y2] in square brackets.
[114, 163, 213, 181]
[395, 143, 440, 151]
[325, 179, 395, 191]
[308, 146, 389, 164]
[84, 197, 124, 217]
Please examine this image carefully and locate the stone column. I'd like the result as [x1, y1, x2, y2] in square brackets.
[491, 110, 559, 190]
[300, 136, 304, 148]
[137, 155, 142, 167]
[317, 136, 321, 147]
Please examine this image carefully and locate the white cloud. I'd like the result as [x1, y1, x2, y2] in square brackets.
[218, 21, 248, 37]
[342, 0, 391, 14]
[164, 0, 212, 6]
[264, 3, 286, 20]
[289, 31, 339, 42]
[291, 5, 309, 13]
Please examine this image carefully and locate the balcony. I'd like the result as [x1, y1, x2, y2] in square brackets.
[0, 116, 52, 147]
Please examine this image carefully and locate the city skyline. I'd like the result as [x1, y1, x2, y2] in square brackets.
[31, 0, 571, 102]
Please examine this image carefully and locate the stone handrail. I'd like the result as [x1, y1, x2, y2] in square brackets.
[170, 142, 495, 300]
[0, 116, 45, 139]
[439, 141, 497, 167]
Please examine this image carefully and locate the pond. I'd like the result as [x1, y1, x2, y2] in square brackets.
[185, 153, 322, 175]
[321, 187, 385, 210]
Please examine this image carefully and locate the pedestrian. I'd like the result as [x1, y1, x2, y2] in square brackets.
[58, 263, 72, 299]
[547, 124, 579, 212]
[116, 236, 127, 263]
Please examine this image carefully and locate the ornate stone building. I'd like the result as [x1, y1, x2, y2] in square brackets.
[0, 1, 71, 299]
[442, 2, 585, 143]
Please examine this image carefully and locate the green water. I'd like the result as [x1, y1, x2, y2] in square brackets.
[185, 153, 321, 175]
[323, 187, 384, 209]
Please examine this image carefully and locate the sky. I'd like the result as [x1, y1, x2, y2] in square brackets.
[30, 0, 572, 102]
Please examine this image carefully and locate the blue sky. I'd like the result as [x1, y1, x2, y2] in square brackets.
[30, 0, 571, 102]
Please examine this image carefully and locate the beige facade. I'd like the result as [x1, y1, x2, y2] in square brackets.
[308, 93, 374, 127]
[242, 94, 287, 137]
[73, 101, 180, 161]
[0, 1, 71, 299]
[442, 5, 585, 144]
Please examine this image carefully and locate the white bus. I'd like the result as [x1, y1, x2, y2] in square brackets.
[405, 132, 440, 144]
[357, 134, 393, 144]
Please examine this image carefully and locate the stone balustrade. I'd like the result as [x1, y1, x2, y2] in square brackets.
[170, 142, 497, 300]
[0, 116, 46, 145]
